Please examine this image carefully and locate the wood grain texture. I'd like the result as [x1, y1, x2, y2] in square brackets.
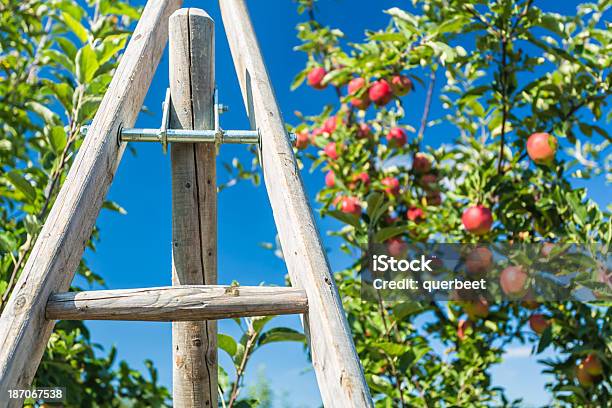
[168, 8, 217, 408]
[0, 1, 181, 404]
[46, 286, 308, 321]
[218, 1, 373, 406]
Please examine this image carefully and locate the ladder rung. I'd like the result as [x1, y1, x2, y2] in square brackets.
[46, 285, 308, 321]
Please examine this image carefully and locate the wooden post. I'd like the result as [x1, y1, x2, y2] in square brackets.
[218, 1, 373, 406]
[0, 1, 181, 405]
[168, 9, 217, 408]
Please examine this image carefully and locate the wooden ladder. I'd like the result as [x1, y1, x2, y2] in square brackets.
[0, 1, 372, 407]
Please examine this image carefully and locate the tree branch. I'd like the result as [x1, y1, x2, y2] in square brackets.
[227, 326, 258, 408]
[417, 69, 436, 148]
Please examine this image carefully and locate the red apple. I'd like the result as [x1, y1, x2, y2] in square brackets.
[412, 153, 431, 174]
[575, 362, 595, 387]
[325, 171, 335, 188]
[356, 123, 371, 139]
[295, 130, 309, 150]
[368, 79, 393, 106]
[352, 172, 370, 186]
[457, 319, 472, 341]
[464, 298, 489, 319]
[521, 291, 539, 310]
[527, 132, 557, 164]
[582, 354, 603, 376]
[324, 142, 341, 160]
[348, 77, 371, 110]
[390, 74, 413, 96]
[427, 191, 442, 206]
[307, 66, 327, 90]
[386, 127, 407, 148]
[323, 116, 337, 134]
[381, 177, 400, 196]
[386, 237, 407, 257]
[465, 246, 493, 275]
[385, 214, 398, 225]
[541, 242, 555, 258]
[529, 313, 550, 335]
[419, 174, 437, 190]
[340, 196, 362, 216]
[462, 205, 493, 235]
[406, 206, 424, 223]
[500, 265, 529, 297]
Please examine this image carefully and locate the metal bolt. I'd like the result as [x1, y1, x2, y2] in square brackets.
[80, 126, 89, 136]
[217, 104, 229, 114]
[288, 132, 297, 144]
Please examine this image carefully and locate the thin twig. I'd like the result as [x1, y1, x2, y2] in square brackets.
[227, 327, 258, 407]
[417, 69, 436, 148]
[497, 28, 510, 173]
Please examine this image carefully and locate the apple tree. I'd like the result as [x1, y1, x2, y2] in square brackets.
[0, 1, 171, 405]
[289, 0, 611, 406]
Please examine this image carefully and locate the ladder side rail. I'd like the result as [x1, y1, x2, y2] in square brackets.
[0, 1, 182, 403]
[218, 1, 373, 406]
[46, 286, 308, 321]
[168, 9, 218, 408]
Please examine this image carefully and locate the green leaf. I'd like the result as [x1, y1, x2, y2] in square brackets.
[369, 32, 405, 42]
[62, 12, 88, 43]
[385, 7, 418, 26]
[97, 34, 128, 66]
[536, 325, 553, 354]
[252, 315, 273, 333]
[374, 341, 406, 357]
[48, 126, 67, 153]
[398, 346, 429, 371]
[233, 399, 259, 408]
[433, 16, 469, 35]
[7, 171, 37, 204]
[26, 101, 57, 124]
[0, 281, 8, 297]
[374, 225, 408, 243]
[327, 210, 361, 228]
[76, 44, 100, 83]
[0, 232, 16, 252]
[100, 0, 141, 19]
[218, 334, 238, 357]
[366, 192, 388, 225]
[56, 36, 78, 60]
[290, 69, 307, 91]
[44, 82, 74, 113]
[43, 49, 75, 72]
[392, 302, 424, 321]
[257, 327, 306, 347]
[102, 200, 127, 215]
[232, 342, 245, 366]
[539, 13, 564, 36]
[24, 214, 40, 236]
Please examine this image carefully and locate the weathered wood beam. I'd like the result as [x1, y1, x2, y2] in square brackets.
[168, 8, 217, 408]
[46, 286, 308, 321]
[218, 1, 373, 406]
[0, 1, 182, 404]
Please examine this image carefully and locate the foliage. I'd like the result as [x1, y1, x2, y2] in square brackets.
[0, 0, 171, 406]
[287, 0, 611, 406]
[218, 313, 306, 407]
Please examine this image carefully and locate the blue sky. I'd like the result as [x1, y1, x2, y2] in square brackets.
[78, 1, 609, 406]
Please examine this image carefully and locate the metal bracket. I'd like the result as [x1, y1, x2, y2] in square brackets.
[159, 88, 171, 154]
[113, 87, 260, 154]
